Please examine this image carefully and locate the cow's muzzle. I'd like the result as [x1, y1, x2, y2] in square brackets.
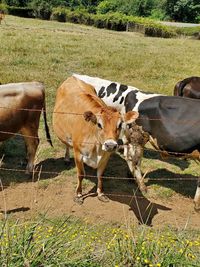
[102, 139, 118, 152]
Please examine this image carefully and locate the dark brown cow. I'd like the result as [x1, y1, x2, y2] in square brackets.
[0, 82, 52, 173]
[174, 76, 200, 99]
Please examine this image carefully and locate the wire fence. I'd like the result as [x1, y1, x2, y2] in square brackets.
[0, 165, 199, 182]
[0, 105, 199, 185]
[1, 105, 200, 124]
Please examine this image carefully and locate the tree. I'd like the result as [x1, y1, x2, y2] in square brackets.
[165, 0, 200, 22]
[97, 0, 157, 17]
[2, 0, 29, 6]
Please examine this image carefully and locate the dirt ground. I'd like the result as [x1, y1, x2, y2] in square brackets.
[0, 156, 199, 229]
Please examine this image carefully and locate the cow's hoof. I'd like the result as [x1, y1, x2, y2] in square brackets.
[98, 194, 109, 202]
[74, 196, 84, 205]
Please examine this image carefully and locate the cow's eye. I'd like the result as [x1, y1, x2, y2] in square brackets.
[97, 122, 103, 129]
[127, 123, 132, 129]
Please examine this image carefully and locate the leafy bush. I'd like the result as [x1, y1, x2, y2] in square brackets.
[164, 0, 200, 23]
[28, 0, 52, 19]
[51, 6, 66, 22]
[175, 25, 200, 37]
[0, 3, 8, 13]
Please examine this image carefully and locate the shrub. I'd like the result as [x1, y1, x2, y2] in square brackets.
[28, 0, 52, 20]
[51, 6, 66, 22]
[0, 3, 8, 13]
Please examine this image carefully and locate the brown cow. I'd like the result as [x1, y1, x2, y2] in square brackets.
[174, 76, 200, 99]
[0, 82, 52, 173]
[0, 10, 5, 25]
[53, 77, 138, 204]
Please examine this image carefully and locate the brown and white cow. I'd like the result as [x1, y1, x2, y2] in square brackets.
[53, 76, 138, 204]
[0, 82, 52, 173]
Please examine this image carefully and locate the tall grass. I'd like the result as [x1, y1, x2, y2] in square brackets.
[0, 216, 199, 266]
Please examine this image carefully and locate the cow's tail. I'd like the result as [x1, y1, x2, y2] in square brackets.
[43, 99, 53, 147]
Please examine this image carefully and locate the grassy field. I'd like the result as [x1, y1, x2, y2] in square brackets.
[0, 16, 200, 266]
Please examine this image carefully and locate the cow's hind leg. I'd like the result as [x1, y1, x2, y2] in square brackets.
[20, 126, 39, 174]
[73, 148, 85, 204]
[64, 145, 70, 164]
[194, 178, 200, 211]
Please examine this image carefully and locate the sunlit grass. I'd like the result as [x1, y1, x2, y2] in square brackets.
[0, 217, 199, 266]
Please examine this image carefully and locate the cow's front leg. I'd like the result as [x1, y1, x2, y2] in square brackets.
[73, 148, 85, 204]
[126, 145, 147, 193]
[97, 155, 110, 202]
[194, 178, 200, 211]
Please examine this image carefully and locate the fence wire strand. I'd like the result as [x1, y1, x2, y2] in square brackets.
[0, 105, 199, 190]
[0, 167, 198, 182]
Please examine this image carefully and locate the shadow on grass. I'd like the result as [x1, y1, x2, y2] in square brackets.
[144, 147, 190, 170]
[147, 168, 198, 198]
[0, 156, 71, 187]
[0, 207, 30, 215]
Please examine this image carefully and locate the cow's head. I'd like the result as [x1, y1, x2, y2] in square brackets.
[84, 108, 138, 152]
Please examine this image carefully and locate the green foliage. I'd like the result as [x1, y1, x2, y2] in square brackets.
[97, 0, 159, 17]
[2, 0, 29, 7]
[51, 6, 67, 22]
[175, 25, 200, 36]
[93, 12, 127, 30]
[150, 8, 167, 20]
[51, 7, 93, 24]
[2, 0, 200, 22]
[51, 7, 176, 37]
[164, 0, 200, 23]
[96, 0, 117, 14]
[28, 0, 52, 19]
[0, 3, 8, 12]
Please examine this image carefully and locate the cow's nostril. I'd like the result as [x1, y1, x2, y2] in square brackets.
[104, 141, 118, 151]
[113, 144, 117, 150]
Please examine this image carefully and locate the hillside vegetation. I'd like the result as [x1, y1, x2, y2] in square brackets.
[1, 0, 200, 23]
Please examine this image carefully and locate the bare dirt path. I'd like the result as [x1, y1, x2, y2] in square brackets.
[0, 171, 199, 229]
[159, 21, 200, 27]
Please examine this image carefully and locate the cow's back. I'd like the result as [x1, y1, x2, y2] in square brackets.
[53, 77, 100, 145]
[0, 82, 45, 141]
[137, 96, 200, 153]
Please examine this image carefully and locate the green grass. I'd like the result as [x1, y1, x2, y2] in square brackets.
[0, 216, 199, 267]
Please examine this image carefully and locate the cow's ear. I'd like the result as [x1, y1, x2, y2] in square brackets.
[83, 111, 97, 124]
[123, 111, 139, 124]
